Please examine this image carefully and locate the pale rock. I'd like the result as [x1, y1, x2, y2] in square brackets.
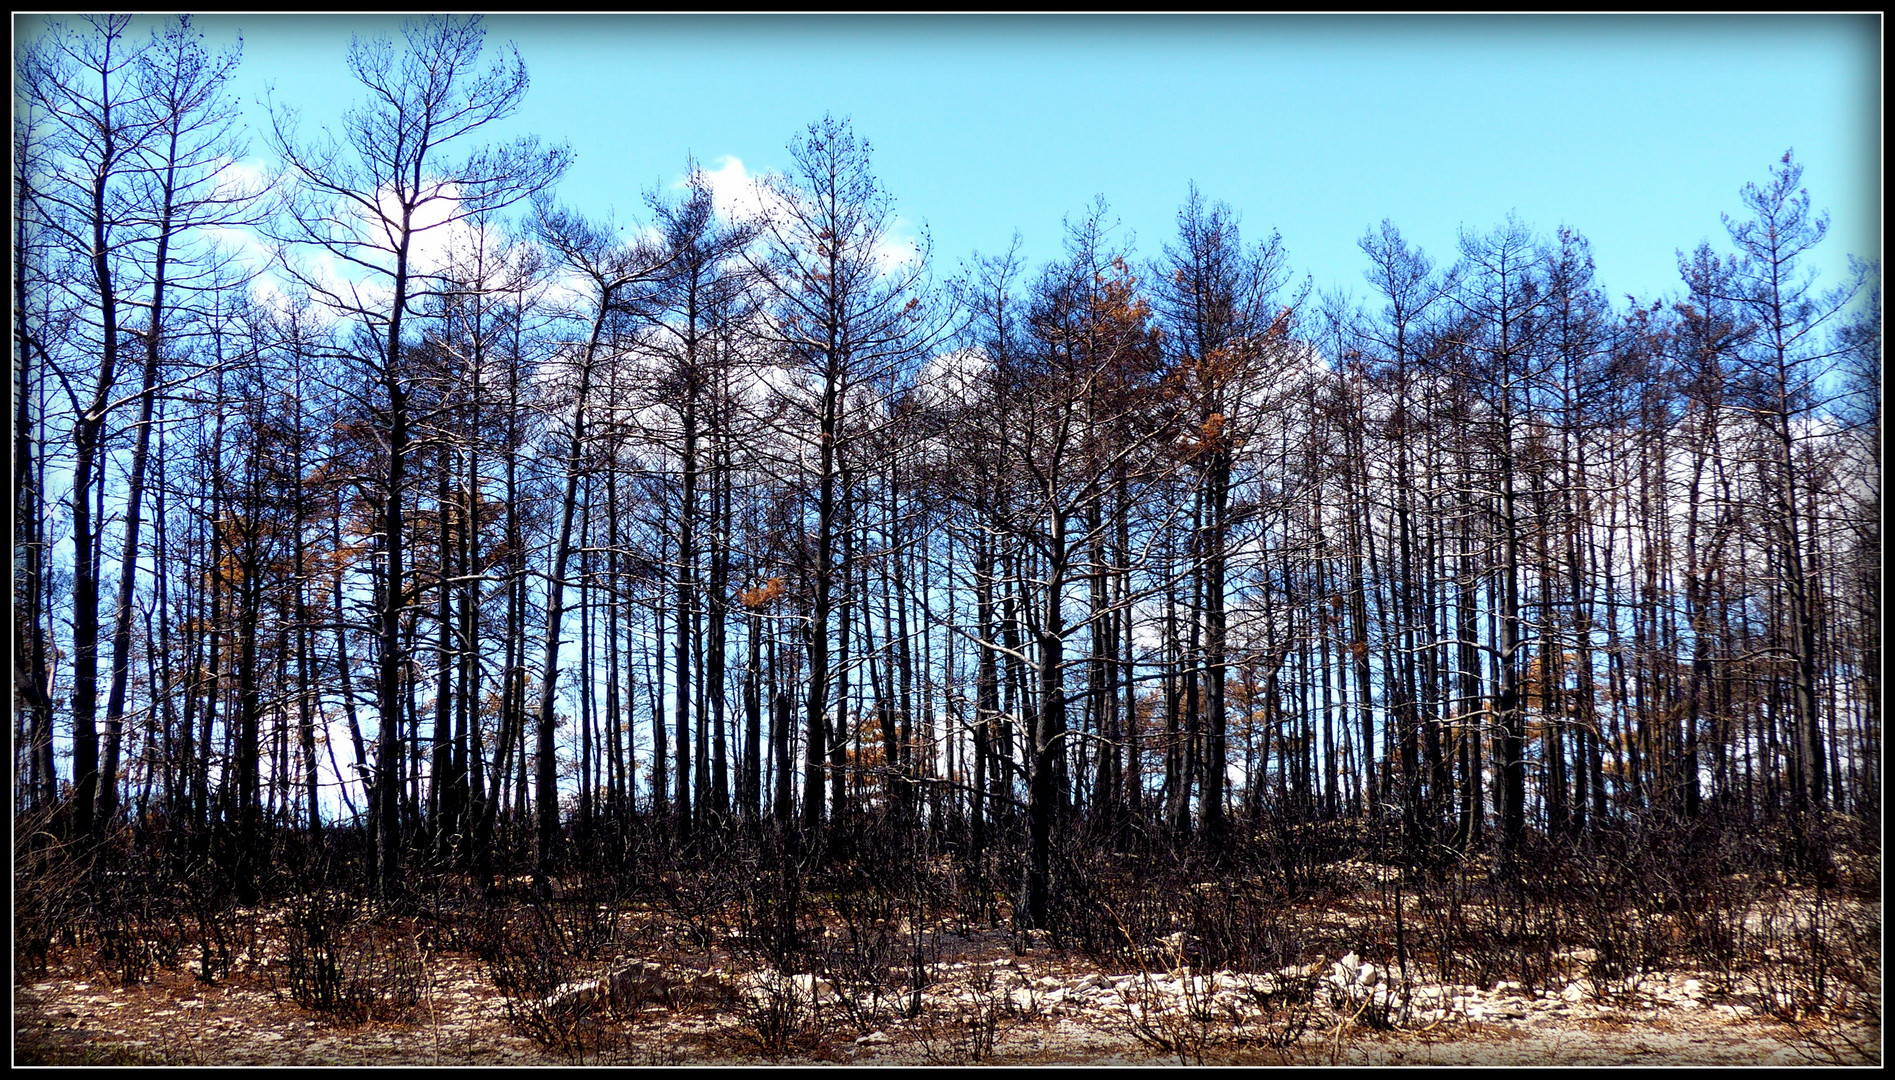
[542, 978, 607, 1012]
[806, 975, 838, 1004]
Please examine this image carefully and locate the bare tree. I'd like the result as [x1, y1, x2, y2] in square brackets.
[526, 203, 663, 888]
[269, 13, 569, 893]
[1717, 151, 1855, 828]
[748, 114, 934, 834]
[639, 166, 757, 838]
[1445, 215, 1552, 864]
[94, 14, 259, 838]
[16, 13, 154, 844]
[1154, 185, 1300, 842]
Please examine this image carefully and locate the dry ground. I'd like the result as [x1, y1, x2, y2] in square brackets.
[13, 906, 1878, 1067]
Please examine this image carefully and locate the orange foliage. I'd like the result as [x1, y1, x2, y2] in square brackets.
[738, 576, 787, 610]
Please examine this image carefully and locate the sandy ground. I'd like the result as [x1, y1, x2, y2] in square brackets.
[13, 922, 1878, 1067]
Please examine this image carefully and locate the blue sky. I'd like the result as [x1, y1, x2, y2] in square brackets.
[21, 13, 1882, 308]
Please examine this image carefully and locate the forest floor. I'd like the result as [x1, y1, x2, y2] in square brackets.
[14, 884, 1879, 1067]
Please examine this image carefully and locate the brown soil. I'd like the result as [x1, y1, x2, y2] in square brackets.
[13, 916, 1879, 1067]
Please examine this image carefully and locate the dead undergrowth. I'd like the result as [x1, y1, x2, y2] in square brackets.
[13, 811, 1880, 1066]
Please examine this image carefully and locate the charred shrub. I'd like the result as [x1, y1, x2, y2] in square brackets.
[13, 810, 82, 977]
[281, 892, 423, 1024]
[181, 861, 240, 984]
[732, 841, 813, 974]
[911, 962, 1015, 1064]
[94, 886, 186, 986]
[282, 892, 361, 1018]
[654, 837, 746, 954]
[480, 902, 601, 1055]
[733, 970, 834, 1061]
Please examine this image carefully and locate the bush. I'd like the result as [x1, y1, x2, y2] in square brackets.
[479, 903, 603, 1056]
[281, 892, 423, 1024]
[733, 970, 833, 1060]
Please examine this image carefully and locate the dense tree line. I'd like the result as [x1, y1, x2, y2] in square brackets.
[15, 16, 1880, 918]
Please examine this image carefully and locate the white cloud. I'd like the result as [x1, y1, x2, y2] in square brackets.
[686, 154, 921, 274]
[873, 214, 922, 274]
[209, 154, 272, 207]
[693, 154, 785, 228]
[199, 223, 275, 277]
[386, 179, 476, 279]
[916, 345, 990, 406]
